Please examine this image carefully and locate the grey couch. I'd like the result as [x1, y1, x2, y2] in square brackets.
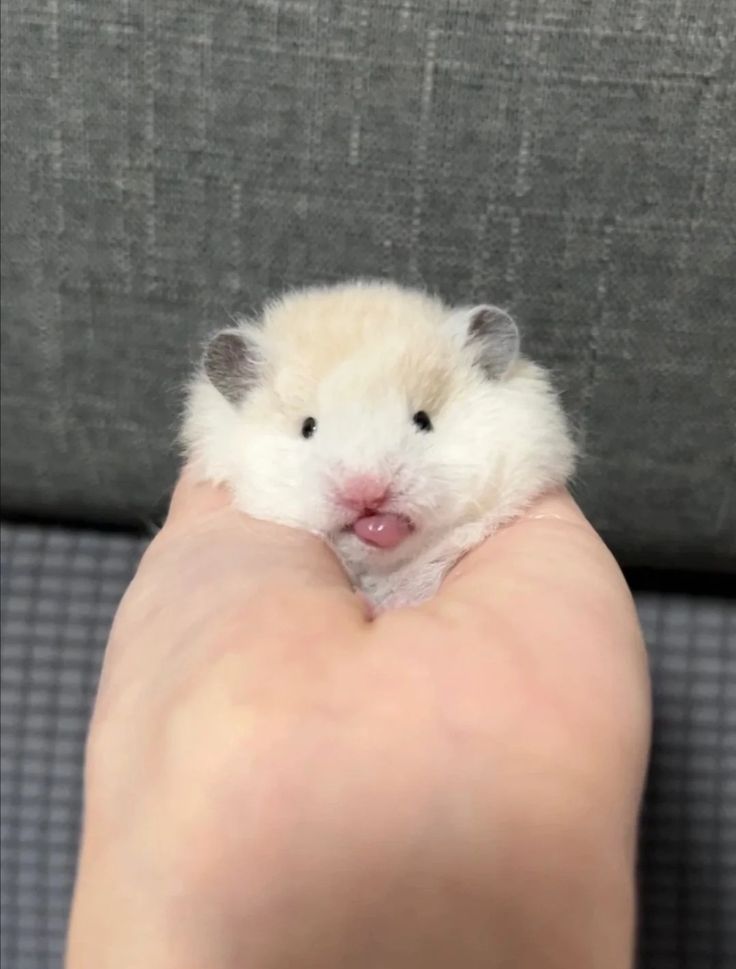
[1, 2, 734, 966]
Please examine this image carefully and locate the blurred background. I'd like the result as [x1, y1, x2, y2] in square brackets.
[1, 1, 734, 966]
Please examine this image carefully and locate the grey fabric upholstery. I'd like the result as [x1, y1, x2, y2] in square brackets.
[2, 523, 735, 969]
[1, 0, 735, 569]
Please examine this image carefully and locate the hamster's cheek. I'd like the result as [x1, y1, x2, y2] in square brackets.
[419, 435, 502, 530]
[417, 429, 485, 513]
[231, 430, 334, 534]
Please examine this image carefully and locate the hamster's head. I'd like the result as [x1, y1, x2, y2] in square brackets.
[184, 281, 574, 576]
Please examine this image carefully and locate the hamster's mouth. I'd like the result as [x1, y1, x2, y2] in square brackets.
[346, 513, 415, 550]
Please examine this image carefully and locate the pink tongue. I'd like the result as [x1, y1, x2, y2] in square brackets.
[352, 513, 412, 549]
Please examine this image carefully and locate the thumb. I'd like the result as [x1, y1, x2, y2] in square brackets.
[163, 464, 239, 528]
[148, 466, 364, 619]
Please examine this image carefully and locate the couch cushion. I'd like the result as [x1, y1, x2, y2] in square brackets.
[1, 522, 735, 968]
[1, 1, 734, 569]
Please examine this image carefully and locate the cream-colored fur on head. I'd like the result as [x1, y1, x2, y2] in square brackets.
[182, 280, 576, 610]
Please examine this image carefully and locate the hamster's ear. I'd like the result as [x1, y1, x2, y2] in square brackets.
[446, 305, 520, 380]
[203, 328, 260, 404]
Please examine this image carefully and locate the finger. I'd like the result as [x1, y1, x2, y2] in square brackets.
[164, 464, 234, 528]
[429, 489, 648, 736]
[513, 488, 592, 529]
[437, 488, 608, 609]
[153, 465, 365, 619]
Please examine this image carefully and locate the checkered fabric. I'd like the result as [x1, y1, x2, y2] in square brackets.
[636, 593, 736, 967]
[0, 526, 146, 969]
[1, 523, 735, 968]
[1, 0, 735, 569]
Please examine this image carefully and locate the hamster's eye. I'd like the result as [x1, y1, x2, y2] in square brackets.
[301, 416, 317, 439]
[412, 410, 433, 433]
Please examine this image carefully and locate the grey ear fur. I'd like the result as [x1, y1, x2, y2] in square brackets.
[204, 329, 259, 404]
[465, 305, 520, 380]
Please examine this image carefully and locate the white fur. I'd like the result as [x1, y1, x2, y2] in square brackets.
[182, 281, 576, 610]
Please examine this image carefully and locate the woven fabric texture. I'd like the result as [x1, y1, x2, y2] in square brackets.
[1, 522, 735, 968]
[0, 526, 145, 969]
[1, 0, 734, 569]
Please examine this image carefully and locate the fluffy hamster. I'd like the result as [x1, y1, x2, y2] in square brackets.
[182, 280, 575, 610]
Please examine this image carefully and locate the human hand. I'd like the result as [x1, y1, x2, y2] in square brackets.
[66, 470, 650, 969]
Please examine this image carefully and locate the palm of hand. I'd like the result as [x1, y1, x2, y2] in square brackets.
[73, 476, 650, 969]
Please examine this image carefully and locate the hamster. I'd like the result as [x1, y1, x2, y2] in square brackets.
[182, 280, 576, 611]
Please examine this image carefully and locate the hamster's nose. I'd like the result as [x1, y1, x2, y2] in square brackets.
[335, 475, 390, 512]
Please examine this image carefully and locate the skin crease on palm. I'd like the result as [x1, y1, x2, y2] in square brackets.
[66, 469, 651, 969]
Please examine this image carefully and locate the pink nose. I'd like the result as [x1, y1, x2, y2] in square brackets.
[335, 475, 390, 512]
